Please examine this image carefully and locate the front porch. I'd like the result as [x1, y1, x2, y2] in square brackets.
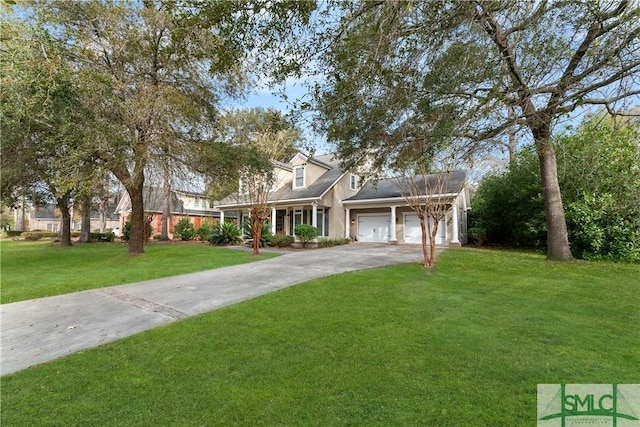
[220, 203, 330, 239]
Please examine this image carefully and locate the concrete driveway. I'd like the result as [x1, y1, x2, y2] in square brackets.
[1, 244, 432, 375]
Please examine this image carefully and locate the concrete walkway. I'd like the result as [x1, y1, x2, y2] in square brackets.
[1, 244, 432, 375]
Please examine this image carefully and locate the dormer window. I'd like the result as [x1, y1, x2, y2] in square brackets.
[293, 165, 305, 189]
[350, 174, 357, 191]
[239, 176, 249, 195]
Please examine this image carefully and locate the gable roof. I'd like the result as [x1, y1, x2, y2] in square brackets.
[290, 152, 335, 170]
[115, 187, 186, 214]
[30, 204, 58, 220]
[276, 166, 345, 202]
[345, 170, 467, 203]
[216, 153, 346, 208]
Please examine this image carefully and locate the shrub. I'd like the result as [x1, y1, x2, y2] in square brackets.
[294, 224, 318, 248]
[22, 231, 60, 240]
[173, 218, 196, 241]
[120, 221, 153, 242]
[567, 193, 640, 262]
[195, 222, 214, 241]
[23, 232, 45, 241]
[467, 227, 486, 247]
[318, 237, 351, 248]
[89, 232, 115, 242]
[208, 222, 242, 246]
[4, 231, 23, 238]
[121, 221, 131, 242]
[242, 221, 273, 248]
[269, 234, 294, 248]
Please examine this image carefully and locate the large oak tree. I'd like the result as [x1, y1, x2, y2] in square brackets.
[31, 0, 314, 254]
[309, 0, 640, 260]
[1, 14, 94, 246]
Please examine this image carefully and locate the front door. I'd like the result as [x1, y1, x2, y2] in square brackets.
[275, 209, 287, 235]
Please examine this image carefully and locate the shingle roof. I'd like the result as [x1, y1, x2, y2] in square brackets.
[217, 153, 346, 207]
[275, 166, 345, 201]
[117, 187, 201, 214]
[142, 187, 186, 213]
[345, 170, 466, 201]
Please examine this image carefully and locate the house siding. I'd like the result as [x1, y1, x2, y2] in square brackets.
[217, 153, 470, 245]
[321, 172, 351, 239]
[290, 154, 329, 188]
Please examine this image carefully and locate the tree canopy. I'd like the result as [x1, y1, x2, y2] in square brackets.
[4, 0, 315, 253]
[308, 0, 640, 260]
[0, 13, 96, 245]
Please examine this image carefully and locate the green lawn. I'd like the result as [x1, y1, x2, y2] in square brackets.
[0, 240, 277, 304]
[1, 248, 638, 425]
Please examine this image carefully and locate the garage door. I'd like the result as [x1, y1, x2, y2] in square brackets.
[404, 214, 446, 245]
[357, 215, 391, 243]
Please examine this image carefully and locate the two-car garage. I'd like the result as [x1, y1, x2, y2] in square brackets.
[356, 213, 446, 244]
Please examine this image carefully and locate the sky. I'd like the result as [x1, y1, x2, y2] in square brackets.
[227, 78, 332, 156]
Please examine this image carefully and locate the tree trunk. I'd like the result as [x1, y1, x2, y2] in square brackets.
[252, 218, 262, 255]
[507, 106, 517, 164]
[57, 193, 73, 247]
[79, 194, 91, 243]
[429, 218, 438, 268]
[161, 159, 171, 241]
[535, 133, 574, 261]
[127, 183, 145, 254]
[15, 194, 27, 231]
[99, 199, 107, 233]
[419, 214, 431, 269]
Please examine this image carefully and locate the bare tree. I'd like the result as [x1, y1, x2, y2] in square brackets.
[241, 126, 299, 255]
[392, 169, 463, 269]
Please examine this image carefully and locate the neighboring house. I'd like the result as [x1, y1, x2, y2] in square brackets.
[27, 203, 120, 232]
[216, 152, 470, 245]
[114, 187, 226, 239]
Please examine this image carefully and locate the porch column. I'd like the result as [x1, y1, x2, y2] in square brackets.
[285, 209, 290, 235]
[271, 207, 277, 234]
[219, 210, 224, 224]
[389, 205, 397, 244]
[450, 202, 460, 245]
[345, 208, 350, 239]
[312, 202, 318, 228]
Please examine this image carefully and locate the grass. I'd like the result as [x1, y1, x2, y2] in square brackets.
[0, 240, 278, 304]
[1, 248, 639, 425]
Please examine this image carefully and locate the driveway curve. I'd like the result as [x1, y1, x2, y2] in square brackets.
[1, 244, 434, 375]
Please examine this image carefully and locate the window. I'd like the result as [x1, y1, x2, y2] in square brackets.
[293, 166, 305, 188]
[317, 208, 329, 237]
[350, 174, 357, 191]
[293, 208, 304, 230]
[194, 197, 200, 208]
[239, 176, 248, 195]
